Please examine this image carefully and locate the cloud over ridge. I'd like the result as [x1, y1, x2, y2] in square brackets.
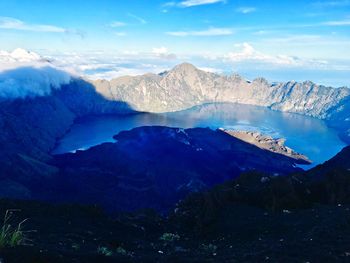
[0, 48, 73, 99]
[0, 65, 71, 99]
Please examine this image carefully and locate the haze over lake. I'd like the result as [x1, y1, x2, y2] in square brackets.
[53, 103, 346, 168]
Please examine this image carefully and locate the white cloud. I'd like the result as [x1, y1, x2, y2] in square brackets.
[163, 0, 225, 10]
[1, 47, 348, 89]
[0, 16, 66, 33]
[179, 0, 226, 7]
[152, 47, 169, 55]
[127, 13, 147, 24]
[198, 66, 222, 73]
[110, 21, 127, 27]
[167, 27, 233, 36]
[322, 19, 350, 26]
[225, 43, 268, 62]
[312, 0, 350, 7]
[0, 49, 71, 99]
[223, 43, 327, 67]
[152, 47, 177, 59]
[114, 32, 127, 37]
[0, 48, 46, 63]
[236, 7, 256, 14]
[0, 66, 71, 99]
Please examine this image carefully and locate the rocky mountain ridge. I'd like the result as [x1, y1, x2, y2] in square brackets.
[92, 63, 350, 120]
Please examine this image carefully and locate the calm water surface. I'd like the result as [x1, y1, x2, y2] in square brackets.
[53, 103, 347, 169]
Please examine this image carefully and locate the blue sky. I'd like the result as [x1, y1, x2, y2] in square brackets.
[0, 0, 350, 86]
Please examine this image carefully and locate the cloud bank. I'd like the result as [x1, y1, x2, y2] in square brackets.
[0, 66, 71, 99]
[0, 49, 71, 99]
[1, 46, 349, 94]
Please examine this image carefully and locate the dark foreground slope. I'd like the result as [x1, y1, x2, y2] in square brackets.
[1, 146, 350, 262]
[173, 146, 350, 230]
[51, 126, 306, 211]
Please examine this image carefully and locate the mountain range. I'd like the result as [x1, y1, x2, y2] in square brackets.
[92, 63, 350, 142]
[0, 62, 349, 209]
[93, 63, 349, 118]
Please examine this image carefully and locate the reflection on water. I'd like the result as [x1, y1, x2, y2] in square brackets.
[53, 103, 347, 169]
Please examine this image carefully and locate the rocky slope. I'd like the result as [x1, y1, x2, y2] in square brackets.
[172, 145, 350, 230]
[93, 63, 350, 118]
[1, 146, 350, 262]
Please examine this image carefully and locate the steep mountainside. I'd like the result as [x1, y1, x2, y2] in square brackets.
[172, 145, 350, 231]
[93, 63, 350, 120]
[1, 148, 350, 262]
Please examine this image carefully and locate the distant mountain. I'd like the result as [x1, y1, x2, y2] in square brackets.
[93, 63, 350, 119]
[92, 63, 350, 143]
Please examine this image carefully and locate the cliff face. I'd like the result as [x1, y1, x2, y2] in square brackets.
[93, 63, 350, 120]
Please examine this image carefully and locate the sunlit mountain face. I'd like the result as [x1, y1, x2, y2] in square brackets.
[0, 1, 350, 262]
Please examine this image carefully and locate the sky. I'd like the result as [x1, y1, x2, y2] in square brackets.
[0, 0, 350, 86]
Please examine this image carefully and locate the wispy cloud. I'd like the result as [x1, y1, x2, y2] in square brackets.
[312, 0, 350, 7]
[322, 19, 350, 26]
[114, 32, 127, 37]
[223, 42, 328, 67]
[127, 13, 147, 24]
[179, 0, 226, 7]
[166, 27, 233, 36]
[110, 21, 127, 27]
[152, 47, 177, 59]
[236, 7, 256, 14]
[0, 17, 66, 33]
[163, 0, 225, 10]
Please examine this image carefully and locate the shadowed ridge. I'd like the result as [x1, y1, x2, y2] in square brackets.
[0, 66, 137, 201]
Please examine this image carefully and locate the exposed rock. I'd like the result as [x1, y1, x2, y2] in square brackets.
[222, 129, 311, 163]
[92, 63, 350, 121]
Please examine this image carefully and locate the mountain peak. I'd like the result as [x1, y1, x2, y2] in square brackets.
[172, 62, 198, 72]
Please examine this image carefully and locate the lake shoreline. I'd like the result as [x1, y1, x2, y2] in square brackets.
[52, 103, 347, 168]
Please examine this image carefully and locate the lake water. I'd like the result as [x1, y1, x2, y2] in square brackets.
[53, 103, 347, 169]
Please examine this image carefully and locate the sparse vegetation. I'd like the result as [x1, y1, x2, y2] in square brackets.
[97, 245, 128, 257]
[97, 246, 113, 256]
[0, 209, 30, 248]
[200, 243, 217, 254]
[159, 232, 180, 242]
[115, 246, 127, 255]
